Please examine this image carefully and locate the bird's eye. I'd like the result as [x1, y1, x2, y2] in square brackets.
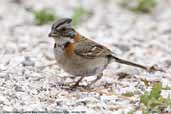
[61, 27, 66, 31]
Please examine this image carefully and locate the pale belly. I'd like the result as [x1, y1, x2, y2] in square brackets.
[54, 46, 109, 76]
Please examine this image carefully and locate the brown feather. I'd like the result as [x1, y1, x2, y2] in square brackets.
[74, 33, 81, 42]
[64, 43, 75, 57]
[74, 35, 112, 59]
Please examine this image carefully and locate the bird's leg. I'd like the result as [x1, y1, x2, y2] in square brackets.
[112, 56, 165, 72]
[87, 72, 103, 87]
[71, 76, 84, 89]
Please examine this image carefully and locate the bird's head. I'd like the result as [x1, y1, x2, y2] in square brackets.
[48, 18, 76, 39]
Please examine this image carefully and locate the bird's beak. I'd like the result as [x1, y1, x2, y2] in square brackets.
[48, 31, 53, 37]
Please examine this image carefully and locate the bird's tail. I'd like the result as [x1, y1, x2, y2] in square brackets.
[109, 55, 165, 72]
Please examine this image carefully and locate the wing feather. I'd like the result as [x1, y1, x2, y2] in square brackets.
[74, 39, 111, 59]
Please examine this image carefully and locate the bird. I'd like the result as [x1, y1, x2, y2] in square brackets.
[48, 18, 164, 88]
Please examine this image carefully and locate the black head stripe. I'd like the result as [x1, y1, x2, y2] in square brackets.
[53, 18, 72, 30]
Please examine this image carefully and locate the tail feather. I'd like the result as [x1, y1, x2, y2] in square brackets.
[109, 55, 148, 70]
[109, 55, 165, 72]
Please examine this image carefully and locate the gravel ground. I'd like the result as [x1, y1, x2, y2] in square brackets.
[0, 0, 171, 114]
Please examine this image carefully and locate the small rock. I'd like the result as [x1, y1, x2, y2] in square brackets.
[21, 56, 35, 67]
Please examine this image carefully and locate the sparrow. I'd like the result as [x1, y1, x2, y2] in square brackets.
[48, 18, 164, 88]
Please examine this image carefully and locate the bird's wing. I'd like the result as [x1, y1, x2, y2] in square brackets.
[74, 38, 111, 59]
